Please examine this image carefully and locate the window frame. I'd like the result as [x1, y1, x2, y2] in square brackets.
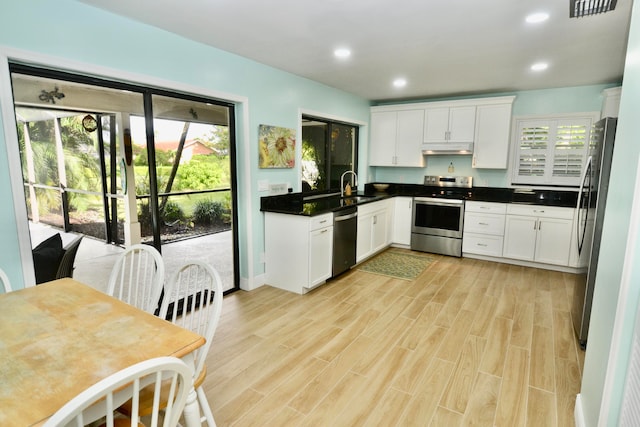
[300, 114, 359, 194]
[509, 111, 600, 188]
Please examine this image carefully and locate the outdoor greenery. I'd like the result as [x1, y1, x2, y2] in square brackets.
[19, 113, 232, 242]
[19, 115, 106, 216]
[193, 198, 230, 225]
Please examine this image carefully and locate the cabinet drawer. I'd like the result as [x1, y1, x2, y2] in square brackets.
[506, 204, 574, 220]
[464, 212, 505, 235]
[310, 213, 333, 231]
[465, 201, 506, 214]
[463, 233, 504, 257]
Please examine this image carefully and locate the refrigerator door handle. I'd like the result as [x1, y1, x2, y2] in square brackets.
[576, 156, 593, 256]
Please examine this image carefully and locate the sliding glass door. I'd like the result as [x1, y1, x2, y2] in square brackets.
[10, 64, 239, 292]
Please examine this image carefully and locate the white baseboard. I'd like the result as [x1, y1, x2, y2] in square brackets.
[240, 273, 266, 291]
[462, 252, 580, 274]
[575, 393, 586, 427]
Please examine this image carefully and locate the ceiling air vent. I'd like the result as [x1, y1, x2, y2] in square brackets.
[570, 0, 617, 17]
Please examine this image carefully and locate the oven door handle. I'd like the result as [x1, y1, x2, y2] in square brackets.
[413, 197, 464, 206]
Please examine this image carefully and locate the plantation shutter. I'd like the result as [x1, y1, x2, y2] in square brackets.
[552, 119, 590, 180]
[516, 120, 549, 183]
[513, 116, 593, 186]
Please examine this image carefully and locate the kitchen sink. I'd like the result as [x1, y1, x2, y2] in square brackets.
[339, 195, 377, 206]
[342, 195, 375, 202]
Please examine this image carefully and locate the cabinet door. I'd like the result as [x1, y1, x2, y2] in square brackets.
[503, 215, 537, 261]
[395, 110, 424, 167]
[392, 197, 412, 246]
[356, 213, 373, 262]
[370, 111, 397, 166]
[473, 103, 512, 169]
[371, 210, 388, 253]
[535, 218, 572, 266]
[448, 106, 476, 142]
[423, 107, 450, 143]
[309, 226, 333, 287]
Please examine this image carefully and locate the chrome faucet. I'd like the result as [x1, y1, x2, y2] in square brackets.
[340, 170, 358, 197]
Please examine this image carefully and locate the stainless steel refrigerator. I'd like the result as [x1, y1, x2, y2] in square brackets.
[572, 117, 617, 349]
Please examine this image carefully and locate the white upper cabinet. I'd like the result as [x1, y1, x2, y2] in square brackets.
[370, 111, 396, 166]
[424, 106, 476, 143]
[370, 109, 424, 167]
[472, 101, 514, 169]
[370, 96, 514, 161]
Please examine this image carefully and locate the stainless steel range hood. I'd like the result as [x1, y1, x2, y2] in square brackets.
[421, 142, 474, 155]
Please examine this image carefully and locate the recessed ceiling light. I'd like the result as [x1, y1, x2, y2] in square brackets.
[393, 78, 407, 88]
[526, 12, 550, 23]
[531, 62, 549, 71]
[334, 48, 351, 59]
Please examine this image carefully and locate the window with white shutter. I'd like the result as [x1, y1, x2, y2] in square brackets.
[512, 113, 598, 187]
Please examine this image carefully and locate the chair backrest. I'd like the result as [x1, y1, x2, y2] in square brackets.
[0, 268, 11, 293]
[43, 356, 192, 427]
[107, 244, 165, 314]
[159, 261, 223, 380]
[55, 236, 83, 280]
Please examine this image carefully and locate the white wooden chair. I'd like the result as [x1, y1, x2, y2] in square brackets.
[120, 261, 223, 426]
[107, 244, 165, 314]
[43, 356, 193, 427]
[0, 268, 12, 293]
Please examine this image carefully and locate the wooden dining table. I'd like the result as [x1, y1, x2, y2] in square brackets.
[0, 278, 206, 426]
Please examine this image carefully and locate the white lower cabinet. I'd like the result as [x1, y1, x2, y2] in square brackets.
[357, 199, 392, 263]
[503, 205, 574, 266]
[265, 212, 333, 294]
[309, 225, 333, 287]
[462, 201, 506, 257]
[392, 197, 413, 246]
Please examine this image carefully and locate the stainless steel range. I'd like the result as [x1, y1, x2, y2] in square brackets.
[410, 176, 472, 257]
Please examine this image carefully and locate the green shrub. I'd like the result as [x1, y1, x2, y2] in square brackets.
[193, 199, 227, 225]
[162, 200, 184, 223]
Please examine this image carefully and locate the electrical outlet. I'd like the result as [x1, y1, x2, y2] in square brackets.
[269, 183, 288, 195]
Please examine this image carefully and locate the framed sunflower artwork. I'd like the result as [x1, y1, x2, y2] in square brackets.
[259, 124, 296, 168]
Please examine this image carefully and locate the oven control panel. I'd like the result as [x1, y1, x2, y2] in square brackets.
[424, 175, 473, 188]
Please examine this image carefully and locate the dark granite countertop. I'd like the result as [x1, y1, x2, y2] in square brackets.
[260, 191, 390, 216]
[260, 183, 578, 216]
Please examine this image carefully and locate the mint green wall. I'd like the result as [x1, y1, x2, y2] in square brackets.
[0, 110, 22, 292]
[0, 0, 370, 287]
[372, 84, 617, 187]
[580, 0, 640, 424]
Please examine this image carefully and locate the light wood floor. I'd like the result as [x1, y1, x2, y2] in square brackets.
[203, 251, 584, 426]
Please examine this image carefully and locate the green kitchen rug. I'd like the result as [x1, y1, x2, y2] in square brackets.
[357, 248, 433, 281]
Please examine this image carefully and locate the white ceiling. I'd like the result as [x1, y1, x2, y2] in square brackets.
[78, 0, 632, 102]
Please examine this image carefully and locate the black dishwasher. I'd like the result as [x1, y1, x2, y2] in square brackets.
[332, 207, 358, 277]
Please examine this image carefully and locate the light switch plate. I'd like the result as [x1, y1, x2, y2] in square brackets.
[258, 179, 269, 192]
